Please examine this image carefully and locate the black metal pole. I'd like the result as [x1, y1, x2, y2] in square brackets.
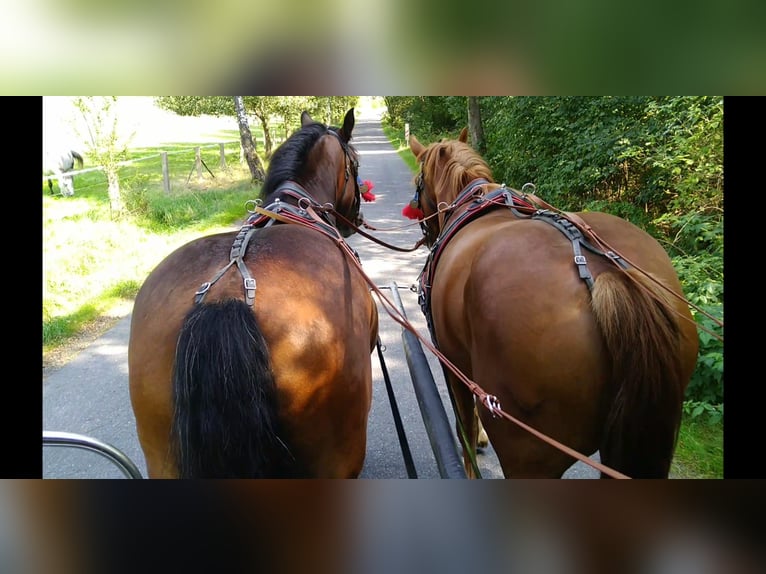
[388, 282, 466, 479]
[376, 337, 418, 478]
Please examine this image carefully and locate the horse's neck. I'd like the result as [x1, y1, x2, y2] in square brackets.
[269, 180, 333, 207]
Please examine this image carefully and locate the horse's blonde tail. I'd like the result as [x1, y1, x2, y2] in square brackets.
[591, 269, 686, 478]
[170, 298, 298, 477]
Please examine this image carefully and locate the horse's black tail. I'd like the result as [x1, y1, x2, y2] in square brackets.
[71, 151, 84, 169]
[170, 298, 297, 478]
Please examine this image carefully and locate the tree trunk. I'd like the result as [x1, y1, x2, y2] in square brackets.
[467, 97, 486, 154]
[258, 115, 273, 157]
[105, 168, 123, 219]
[233, 96, 265, 183]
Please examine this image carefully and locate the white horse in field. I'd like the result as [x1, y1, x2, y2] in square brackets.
[45, 150, 84, 196]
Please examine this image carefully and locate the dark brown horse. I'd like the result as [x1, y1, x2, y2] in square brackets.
[406, 129, 699, 478]
[129, 108, 379, 478]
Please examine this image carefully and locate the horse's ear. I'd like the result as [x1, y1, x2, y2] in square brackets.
[339, 108, 355, 142]
[301, 111, 314, 127]
[409, 135, 425, 158]
[459, 127, 469, 143]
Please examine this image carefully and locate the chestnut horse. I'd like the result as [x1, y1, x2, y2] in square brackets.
[129, 108, 379, 478]
[406, 130, 699, 478]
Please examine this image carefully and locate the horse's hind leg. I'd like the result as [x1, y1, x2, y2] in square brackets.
[448, 377, 480, 478]
[476, 407, 489, 450]
[485, 418, 577, 478]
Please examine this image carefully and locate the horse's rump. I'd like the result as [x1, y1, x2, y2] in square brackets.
[130, 224, 377, 478]
[130, 108, 375, 478]
[429, 209, 698, 477]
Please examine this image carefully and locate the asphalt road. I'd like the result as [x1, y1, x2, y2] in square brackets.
[42, 109, 599, 479]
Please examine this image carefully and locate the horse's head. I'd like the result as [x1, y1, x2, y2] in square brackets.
[303, 108, 362, 238]
[405, 128, 494, 247]
[262, 108, 362, 238]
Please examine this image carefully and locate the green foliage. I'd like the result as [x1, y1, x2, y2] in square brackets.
[383, 96, 465, 135]
[682, 400, 723, 425]
[670, 224, 723, 406]
[382, 97, 419, 129]
[154, 96, 234, 116]
[687, 305, 724, 405]
[156, 96, 360, 127]
[156, 96, 359, 159]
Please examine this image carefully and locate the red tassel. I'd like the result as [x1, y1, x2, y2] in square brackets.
[402, 203, 424, 220]
[359, 179, 376, 201]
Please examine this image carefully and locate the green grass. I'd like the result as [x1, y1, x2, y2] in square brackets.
[382, 123, 418, 173]
[671, 413, 724, 478]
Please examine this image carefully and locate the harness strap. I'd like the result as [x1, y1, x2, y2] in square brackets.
[233, 227, 258, 306]
[194, 224, 259, 306]
[418, 184, 631, 342]
[531, 211, 596, 289]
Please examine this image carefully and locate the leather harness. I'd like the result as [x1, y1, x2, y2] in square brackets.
[193, 182, 346, 307]
[416, 178, 630, 342]
[193, 127, 360, 308]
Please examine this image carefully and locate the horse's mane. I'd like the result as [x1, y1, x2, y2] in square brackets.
[261, 121, 331, 199]
[421, 140, 494, 200]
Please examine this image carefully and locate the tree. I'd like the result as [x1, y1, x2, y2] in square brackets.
[72, 96, 131, 218]
[233, 96, 266, 183]
[154, 96, 233, 117]
[242, 97, 291, 158]
[155, 96, 359, 160]
[467, 97, 486, 154]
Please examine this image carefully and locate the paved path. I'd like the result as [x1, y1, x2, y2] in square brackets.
[42, 108, 599, 479]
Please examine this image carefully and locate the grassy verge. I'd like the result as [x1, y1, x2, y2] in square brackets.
[382, 123, 418, 172]
[671, 413, 724, 478]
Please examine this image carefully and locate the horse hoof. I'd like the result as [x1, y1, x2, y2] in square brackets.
[478, 427, 489, 449]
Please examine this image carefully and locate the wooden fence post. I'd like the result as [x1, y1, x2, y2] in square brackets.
[219, 143, 227, 170]
[161, 152, 170, 192]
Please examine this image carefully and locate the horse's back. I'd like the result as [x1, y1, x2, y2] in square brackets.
[129, 226, 377, 477]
